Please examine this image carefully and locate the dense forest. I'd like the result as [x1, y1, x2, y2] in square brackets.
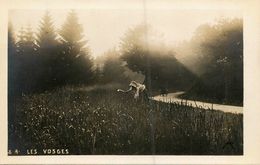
[8, 11, 243, 105]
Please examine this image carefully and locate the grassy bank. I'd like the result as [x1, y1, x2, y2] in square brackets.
[9, 87, 243, 155]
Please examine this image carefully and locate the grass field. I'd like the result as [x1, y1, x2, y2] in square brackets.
[8, 86, 243, 155]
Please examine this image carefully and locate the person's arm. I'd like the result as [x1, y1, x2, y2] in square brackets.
[117, 86, 133, 93]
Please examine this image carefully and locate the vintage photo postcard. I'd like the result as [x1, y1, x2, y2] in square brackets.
[1, 0, 260, 164]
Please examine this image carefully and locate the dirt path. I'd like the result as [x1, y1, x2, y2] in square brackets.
[152, 91, 243, 114]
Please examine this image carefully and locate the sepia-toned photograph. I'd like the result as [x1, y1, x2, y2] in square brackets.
[2, 0, 260, 164]
[8, 8, 244, 156]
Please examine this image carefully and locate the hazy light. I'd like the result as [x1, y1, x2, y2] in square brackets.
[9, 9, 242, 58]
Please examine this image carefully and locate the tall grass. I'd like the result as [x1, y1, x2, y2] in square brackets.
[9, 87, 243, 155]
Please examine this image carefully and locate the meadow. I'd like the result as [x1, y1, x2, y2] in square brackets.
[9, 87, 243, 155]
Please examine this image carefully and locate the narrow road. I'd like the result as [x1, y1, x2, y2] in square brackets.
[152, 91, 243, 114]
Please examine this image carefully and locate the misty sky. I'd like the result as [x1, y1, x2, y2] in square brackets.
[9, 9, 242, 58]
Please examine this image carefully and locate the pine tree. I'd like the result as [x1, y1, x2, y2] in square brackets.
[24, 26, 35, 47]
[17, 25, 37, 55]
[16, 26, 26, 55]
[35, 11, 60, 89]
[59, 10, 93, 84]
[60, 10, 89, 57]
[37, 11, 57, 52]
[16, 25, 38, 93]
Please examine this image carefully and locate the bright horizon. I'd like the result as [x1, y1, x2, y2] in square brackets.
[9, 9, 242, 58]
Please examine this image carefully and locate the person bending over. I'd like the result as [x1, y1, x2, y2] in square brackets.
[117, 81, 147, 99]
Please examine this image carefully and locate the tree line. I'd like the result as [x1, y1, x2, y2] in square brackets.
[9, 10, 194, 95]
[8, 11, 94, 96]
[8, 10, 243, 105]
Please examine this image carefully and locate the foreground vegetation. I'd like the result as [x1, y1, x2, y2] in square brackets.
[9, 87, 243, 155]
